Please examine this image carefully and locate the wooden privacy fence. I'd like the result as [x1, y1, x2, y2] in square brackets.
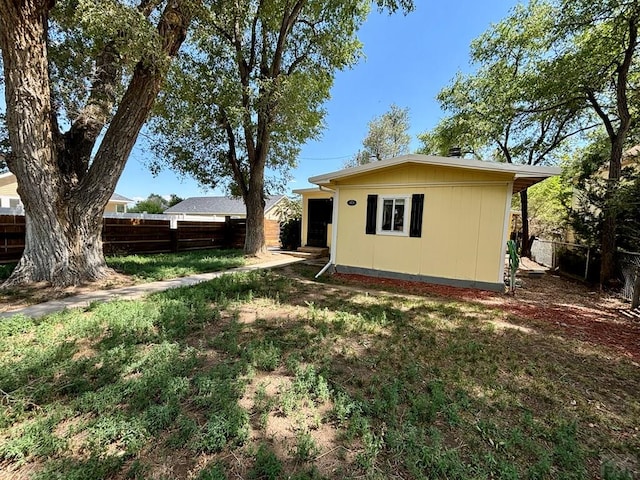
[0, 215, 281, 263]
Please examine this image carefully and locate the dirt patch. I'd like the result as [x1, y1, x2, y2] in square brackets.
[0, 272, 136, 313]
[332, 271, 640, 363]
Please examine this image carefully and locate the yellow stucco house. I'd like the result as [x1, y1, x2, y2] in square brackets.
[297, 154, 560, 291]
[0, 172, 133, 213]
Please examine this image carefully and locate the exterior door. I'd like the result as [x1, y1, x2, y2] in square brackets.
[307, 198, 332, 247]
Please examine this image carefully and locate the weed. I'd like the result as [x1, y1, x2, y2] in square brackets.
[1, 261, 639, 479]
[166, 415, 198, 448]
[194, 406, 249, 453]
[196, 462, 228, 480]
[250, 443, 283, 480]
[330, 391, 361, 426]
[294, 431, 320, 462]
[602, 461, 634, 480]
[0, 412, 67, 462]
[355, 427, 384, 472]
[246, 340, 281, 371]
[551, 420, 585, 478]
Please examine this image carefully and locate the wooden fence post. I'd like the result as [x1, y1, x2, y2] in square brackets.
[632, 266, 640, 309]
[170, 217, 179, 253]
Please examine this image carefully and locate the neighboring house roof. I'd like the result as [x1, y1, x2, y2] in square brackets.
[109, 193, 134, 203]
[164, 195, 286, 216]
[308, 154, 560, 193]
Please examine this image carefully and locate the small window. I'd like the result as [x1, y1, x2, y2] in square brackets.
[378, 196, 409, 235]
[116, 204, 125, 213]
[9, 199, 21, 209]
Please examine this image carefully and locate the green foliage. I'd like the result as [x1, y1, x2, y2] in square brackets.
[346, 103, 411, 167]
[197, 462, 228, 480]
[196, 407, 249, 453]
[294, 431, 320, 462]
[127, 193, 183, 213]
[48, 0, 167, 126]
[149, 0, 414, 201]
[250, 443, 283, 480]
[512, 175, 572, 239]
[420, 1, 585, 166]
[245, 340, 281, 371]
[280, 218, 302, 251]
[272, 196, 302, 223]
[565, 138, 640, 250]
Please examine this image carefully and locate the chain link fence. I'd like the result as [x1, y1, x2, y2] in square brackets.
[531, 239, 639, 301]
[530, 239, 596, 281]
[619, 251, 640, 302]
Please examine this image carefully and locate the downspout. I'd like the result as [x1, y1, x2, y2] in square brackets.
[316, 186, 338, 278]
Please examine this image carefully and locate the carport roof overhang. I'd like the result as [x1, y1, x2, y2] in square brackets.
[308, 154, 560, 193]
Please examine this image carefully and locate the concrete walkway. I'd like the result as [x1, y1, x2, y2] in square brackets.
[0, 255, 306, 320]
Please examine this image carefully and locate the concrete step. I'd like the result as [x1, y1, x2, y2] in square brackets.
[281, 250, 326, 260]
[297, 246, 329, 256]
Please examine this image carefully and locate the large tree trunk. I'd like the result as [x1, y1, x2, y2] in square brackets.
[8, 198, 110, 287]
[0, 0, 191, 287]
[519, 189, 531, 258]
[599, 141, 624, 288]
[244, 189, 267, 256]
[243, 162, 268, 256]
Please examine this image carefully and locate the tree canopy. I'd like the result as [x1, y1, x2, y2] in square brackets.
[346, 104, 411, 167]
[128, 193, 183, 213]
[419, 0, 589, 256]
[149, 0, 414, 255]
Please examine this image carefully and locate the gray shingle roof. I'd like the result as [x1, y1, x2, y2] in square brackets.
[110, 193, 134, 203]
[164, 195, 286, 215]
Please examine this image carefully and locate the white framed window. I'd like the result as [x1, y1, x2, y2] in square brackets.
[377, 196, 409, 236]
[116, 204, 126, 213]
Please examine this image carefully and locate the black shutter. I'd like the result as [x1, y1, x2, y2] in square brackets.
[409, 194, 424, 238]
[366, 195, 378, 234]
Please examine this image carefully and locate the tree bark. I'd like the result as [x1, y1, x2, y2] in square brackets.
[519, 189, 532, 258]
[244, 188, 267, 256]
[0, 0, 191, 287]
[242, 155, 268, 256]
[599, 139, 624, 288]
[595, 13, 637, 289]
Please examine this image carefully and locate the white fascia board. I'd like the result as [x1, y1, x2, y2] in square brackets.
[309, 154, 561, 186]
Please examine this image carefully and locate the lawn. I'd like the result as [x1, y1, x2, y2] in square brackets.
[0, 249, 246, 283]
[0, 263, 638, 479]
[0, 249, 247, 309]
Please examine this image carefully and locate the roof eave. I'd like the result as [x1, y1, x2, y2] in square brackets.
[308, 154, 561, 186]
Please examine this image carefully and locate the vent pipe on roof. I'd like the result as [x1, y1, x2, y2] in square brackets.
[448, 147, 462, 157]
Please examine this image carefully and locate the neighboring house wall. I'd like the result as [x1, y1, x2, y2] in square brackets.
[0, 176, 20, 208]
[331, 164, 513, 290]
[264, 208, 282, 221]
[104, 201, 128, 213]
[0, 173, 130, 212]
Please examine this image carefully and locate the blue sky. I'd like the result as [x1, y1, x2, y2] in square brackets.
[116, 0, 521, 202]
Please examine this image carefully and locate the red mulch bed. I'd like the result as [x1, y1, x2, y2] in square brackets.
[333, 272, 640, 363]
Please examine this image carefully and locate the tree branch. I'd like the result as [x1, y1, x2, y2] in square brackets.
[82, 0, 191, 212]
[219, 106, 249, 197]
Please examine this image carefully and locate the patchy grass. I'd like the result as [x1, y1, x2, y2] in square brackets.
[106, 249, 246, 281]
[0, 249, 246, 283]
[0, 265, 638, 479]
[0, 249, 247, 309]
